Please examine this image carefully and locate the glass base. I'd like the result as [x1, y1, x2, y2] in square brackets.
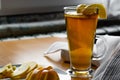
[67, 68, 94, 78]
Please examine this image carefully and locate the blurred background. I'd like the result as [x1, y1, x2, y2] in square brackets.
[0, 0, 103, 16]
[0, 0, 120, 40]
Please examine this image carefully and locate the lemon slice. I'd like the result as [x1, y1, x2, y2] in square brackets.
[26, 61, 38, 73]
[12, 63, 30, 78]
[76, 4, 87, 13]
[82, 4, 107, 19]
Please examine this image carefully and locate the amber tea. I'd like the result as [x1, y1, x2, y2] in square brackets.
[65, 13, 98, 70]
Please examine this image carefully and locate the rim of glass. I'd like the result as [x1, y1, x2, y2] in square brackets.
[64, 6, 77, 10]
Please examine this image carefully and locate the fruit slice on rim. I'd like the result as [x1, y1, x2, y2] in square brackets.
[82, 4, 107, 19]
[76, 4, 87, 13]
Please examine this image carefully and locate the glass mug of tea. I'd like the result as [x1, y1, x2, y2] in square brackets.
[64, 4, 107, 79]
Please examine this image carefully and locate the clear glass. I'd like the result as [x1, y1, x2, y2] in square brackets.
[64, 6, 98, 79]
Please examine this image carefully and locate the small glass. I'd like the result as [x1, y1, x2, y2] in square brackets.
[64, 6, 98, 79]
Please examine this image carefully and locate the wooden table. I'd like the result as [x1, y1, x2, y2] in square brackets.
[0, 37, 67, 66]
[0, 37, 92, 80]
